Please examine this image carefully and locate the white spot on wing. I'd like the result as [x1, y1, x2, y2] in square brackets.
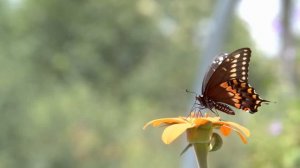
[230, 68, 237, 73]
[228, 92, 234, 96]
[234, 54, 240, 58]
[218, 56, 224, 61]
[230, 73, 237, 77]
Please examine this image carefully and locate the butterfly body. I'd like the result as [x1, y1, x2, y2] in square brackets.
[197, 95, 235, 115]
[197, 48, 268, 115]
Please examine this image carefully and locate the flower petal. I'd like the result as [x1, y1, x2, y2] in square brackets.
[143, 118, 186, 129]
[224, 121, 250, 137]
[236, 131, 248, 144]
[214, 121, 250, 144]
[162, 123, 192, 144]
[204, 117, 221, 122]
[220, 125, 232, 136]
[193, 118, 211, 127]
[215, 121, 250, 137]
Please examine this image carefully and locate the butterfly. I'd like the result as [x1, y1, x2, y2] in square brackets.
[196, 48, 269, 115]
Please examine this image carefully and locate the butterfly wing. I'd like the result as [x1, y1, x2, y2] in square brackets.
[211, 79, 268, 113]
[202, 48, 250, 93]
[201, 52, 229, 92]
[201, 48, 268, 113]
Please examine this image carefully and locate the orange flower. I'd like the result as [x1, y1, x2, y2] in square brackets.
[143, 113, 250, 144]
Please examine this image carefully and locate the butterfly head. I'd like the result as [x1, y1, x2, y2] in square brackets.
[196, 95, 207, 107]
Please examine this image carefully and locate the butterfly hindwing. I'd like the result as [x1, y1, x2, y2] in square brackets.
[216, 79, 268, 113]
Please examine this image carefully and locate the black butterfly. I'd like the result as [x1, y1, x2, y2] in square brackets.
[196, 48, 269, 115]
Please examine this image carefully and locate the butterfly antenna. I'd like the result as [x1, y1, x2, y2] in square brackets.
[264, 100, 276, 105]
[185, 89, 198, 96]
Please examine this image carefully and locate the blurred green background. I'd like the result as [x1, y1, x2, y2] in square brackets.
[1, 0, 300, 167]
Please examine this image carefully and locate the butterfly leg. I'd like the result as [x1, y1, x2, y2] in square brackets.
[210, 108, 219, 116]
[187, 97, 205, 117]
[187, 106, 204, 118]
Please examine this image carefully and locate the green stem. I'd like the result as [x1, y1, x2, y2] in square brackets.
[193, 142, 209, 168]
[186, 124, 213, 168]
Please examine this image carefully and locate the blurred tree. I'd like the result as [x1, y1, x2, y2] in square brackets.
[0, 0, 293, 168]
[0, 0, 215, 167]
[279, 0, 297, 92]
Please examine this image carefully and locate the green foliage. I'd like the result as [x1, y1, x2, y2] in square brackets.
[0, 0, 299, 168]
[0, 0, 210, 167]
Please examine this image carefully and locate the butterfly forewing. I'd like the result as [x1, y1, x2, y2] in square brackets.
[201, 53, 229, 92]
[202, 48, 251, 94]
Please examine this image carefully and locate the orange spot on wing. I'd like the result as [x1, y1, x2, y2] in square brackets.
[241, 83, 246, 88]
[226, 86, 233, 91]
[231, 88, 238, 94]
[228, 92, 234, 97]
[232, 98, 239, 103]
[220, 82, 229, 88]
[235, 103, 241, 108]
[243, 107, 250, 112]
[234, 94, 242, 99]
